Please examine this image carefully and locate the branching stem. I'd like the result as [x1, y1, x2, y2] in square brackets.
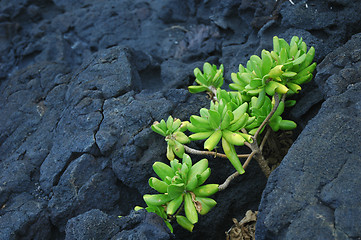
[218, 151, 257, 191]
[184, 145, 249, 159]
[260, 128, 271, 152]
[217, 94, 285, 191]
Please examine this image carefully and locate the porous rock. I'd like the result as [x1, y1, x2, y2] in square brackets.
[315, 33, 361, 98]
[1, 0, 361, 239]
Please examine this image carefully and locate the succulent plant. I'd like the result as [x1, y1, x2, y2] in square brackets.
[188, 62, 224, 94]
[229, 36, 316, 100]
[142, 154, 218, 232]
[152, 116, 189, 160]
[187, 92, 254, 174]
[143, 35, 317, 234]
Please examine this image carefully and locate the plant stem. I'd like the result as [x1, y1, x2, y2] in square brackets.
[184, 145, 250, 159]
[218, 151, 257, 191]
[259, 128, 271, 153]
[208, 86, 218, 102]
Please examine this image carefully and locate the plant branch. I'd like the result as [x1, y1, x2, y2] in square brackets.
[218, 151, 257, 191]
[184, 145, 249, 159]
[259, 127, 271, 152]
[208, 86, 218, 102]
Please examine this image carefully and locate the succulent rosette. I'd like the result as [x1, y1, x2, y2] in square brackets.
[229, 36, 316, 101]
[151, 116, 189, 160]
[187, 90, 254, 174]
[141, 154, 218, 232]
[188, 62, 224, 94]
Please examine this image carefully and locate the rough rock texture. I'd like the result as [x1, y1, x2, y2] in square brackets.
[65, 209, 171, 240]
[315, 33, 361, 99]
[256, 34, 361, 239]
[1, 0, 361, 239]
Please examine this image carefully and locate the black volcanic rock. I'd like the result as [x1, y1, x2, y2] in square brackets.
[1, 0, 361, 239]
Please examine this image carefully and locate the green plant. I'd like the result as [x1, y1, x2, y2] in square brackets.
[137, 154, 218, 232]
[138, 36, 316, 233]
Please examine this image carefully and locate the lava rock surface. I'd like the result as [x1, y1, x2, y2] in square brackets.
[0, 0, 360, 239]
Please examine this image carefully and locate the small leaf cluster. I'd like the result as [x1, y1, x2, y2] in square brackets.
[188, 89, 253, 174]
[141, 154, 218, 232]
[188, 63, 224, 93]
[229, 36, 316, 99]
[151, 116, 189, 160]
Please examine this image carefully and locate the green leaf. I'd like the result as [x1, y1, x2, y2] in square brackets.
[289, 43, 298, 58]
[170, 159, 182, 173]
[278, 38, 290, 55]
[204, 129, 222, 151]
[287, 82, 302, 93]
[273, 36, 280, 53]
[221, 137, 245, 174]
[292, 53, 306, 65]
[269, 115, 282, 132]
[151, 124, 167, 137]
[285, 100, 296, 107]
[249, 78, 263, 88]
[282, 71, 297, 78]
[280, 48, 288, 64]
[195, 197, 217, 215]
[249, 55, 262, 77]
[188, 85, 208, 93]
[172, 119, 182, 132]
[195, 72, 207, 86]
[279, 119, 297, 130]
[182, 154, 192, 170]
[239, 73, 252, 84]
[261, 50, 272, 76]
[143, 194, 172, 206]
[153, 162, 175, 181]
[208, 109, 221, 129]
[167, 183, 185, 199]
[166, 116, 173, 131]
[176, 215, 194, 232]
[220, 110, 233, 130]
[149, 177, 169, 193]
[203, 62, 213, 77]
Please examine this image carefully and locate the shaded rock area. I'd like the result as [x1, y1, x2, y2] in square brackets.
[0, 0, 360, 240]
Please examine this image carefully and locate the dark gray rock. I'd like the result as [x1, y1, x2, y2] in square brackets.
[1, 0, 361, 239]
[112, 210, 172, 240]
[48, 154, 120, 231]
[280, 0, 361, 55]
[66, 209, 172, 240]
[0, 62, 70, 205]
[65, 209, 120, 240]
[158, 0, 192, 23]
[0, 193, 51, 240]
[256, 81, 361, 239]
[315, 33, 361, 98]
[39, 46, 140, 194]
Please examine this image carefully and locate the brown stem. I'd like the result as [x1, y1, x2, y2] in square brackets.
[184, 145, 249, 159]
[218, 151, 257, 191]
[253, 151, 271, 178]
[259, 128, 271, 153]
[208, 86, 218, 102]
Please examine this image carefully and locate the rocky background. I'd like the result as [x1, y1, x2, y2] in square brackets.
[0, 0, 360, 239]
